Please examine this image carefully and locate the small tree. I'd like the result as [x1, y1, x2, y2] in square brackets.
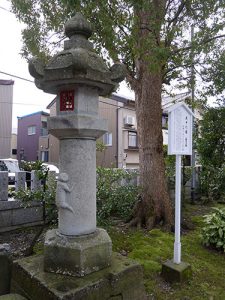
[197, 106, 225, 201]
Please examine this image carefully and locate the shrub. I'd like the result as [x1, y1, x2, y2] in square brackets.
[15, 161, 57, 225]
[15, 164, 139, 226]
[163, 145, 192, 187]
[201, 207, 225, 252]
[16, 186, 57, 225]
[199, 166, 225, 201]
[197, 107, 225, 201]
[97, 167, 139, 224]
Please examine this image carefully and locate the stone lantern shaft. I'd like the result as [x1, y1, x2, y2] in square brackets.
[53, 87, 101, 236]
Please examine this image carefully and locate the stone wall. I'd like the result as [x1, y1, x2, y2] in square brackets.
[0, 171, 45, 232]
[0, 200, 43, 233]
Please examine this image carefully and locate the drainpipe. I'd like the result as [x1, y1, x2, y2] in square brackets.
[116, 107, 121, 168]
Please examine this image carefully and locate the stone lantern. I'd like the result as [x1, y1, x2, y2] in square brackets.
[11, 13, 147, 300]
[29, 12, 126, 277]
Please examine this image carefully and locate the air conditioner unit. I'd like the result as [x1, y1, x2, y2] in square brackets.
[124, 115, 135, 126]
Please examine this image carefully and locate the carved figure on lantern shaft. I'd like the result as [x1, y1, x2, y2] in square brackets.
[56, 172, 74, 214]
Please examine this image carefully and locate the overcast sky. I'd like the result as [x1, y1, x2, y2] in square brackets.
[0, 0, 133, 131]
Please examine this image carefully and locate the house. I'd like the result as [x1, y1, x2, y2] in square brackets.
[98, 94, 171, 169]
[11, 129, 17, 159]
[0, 79, 14, 158]
[46, 93, 172, 168]
[17, 111, 49, 161]
[19, 92, 195, 166]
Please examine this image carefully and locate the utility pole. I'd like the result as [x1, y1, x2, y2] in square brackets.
[191, 24, 196, 203]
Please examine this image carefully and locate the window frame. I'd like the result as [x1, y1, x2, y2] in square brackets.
[128, 131, 138, 148]
[103, 132, 112, 146]
[28, 125, 36, 136]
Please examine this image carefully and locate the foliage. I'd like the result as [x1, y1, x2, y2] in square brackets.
[199, 167, 225, 201]
[97, 167, 139, 224]
[15, 161, 57, 224]
[10, 1, 225, 97]
[15, 164, 139, 225]
[96, 140, 106, 152]
[109, 204, 225, 298]
[20, 160, 45, 171]
[201, 207, 225, 252]
[197, 106, 225, 201]
[16, 186, 57, 224]
[163, 145, 192, 186]
[163, 145, 175, 179]
[20, 160, 49, 181]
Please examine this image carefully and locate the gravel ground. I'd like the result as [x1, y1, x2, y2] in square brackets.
[0, 226, 45, 259]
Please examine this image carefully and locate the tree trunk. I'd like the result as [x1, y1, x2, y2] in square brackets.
[128, 2, 173, 230]
[130, 65, 173, 229]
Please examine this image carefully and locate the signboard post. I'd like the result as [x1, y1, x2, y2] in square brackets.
[162, 102, 194, 282]
[168, 102, 194, 264]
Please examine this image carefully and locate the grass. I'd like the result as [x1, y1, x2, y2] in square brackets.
[109, 203, 225, 300]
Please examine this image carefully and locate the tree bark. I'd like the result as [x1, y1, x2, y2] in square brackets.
[130, 4, 173, 229]
[130, 66, 173, 229]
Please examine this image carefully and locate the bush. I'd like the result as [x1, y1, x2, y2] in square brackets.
[16, 187, 57, 225]
[201, 207, 225, 252]
[163, 145, 192, 187]
[97, 167, 139, 224]
[15, 164, 139, 226]
[197, 107, 225, 201]
[15, 161, 57, 225]
[199, 166, 225, 201]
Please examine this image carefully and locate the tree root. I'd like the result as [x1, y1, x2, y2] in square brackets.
[128, 194, 173, 231]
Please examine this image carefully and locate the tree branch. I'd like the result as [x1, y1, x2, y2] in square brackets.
[167, 0, 187, 27]
[165, 0, 187, 47]
[173, 34, 225, 55]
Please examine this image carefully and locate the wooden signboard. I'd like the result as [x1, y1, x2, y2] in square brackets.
[168, 103, 194, 155]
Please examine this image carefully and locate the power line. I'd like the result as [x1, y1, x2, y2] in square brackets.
[0, 72, 135, 111]
[0, 5, 13, 14]
[99, 100, 135, 111]
[0, 101, 48, 106]
[0, 71, 34, 83]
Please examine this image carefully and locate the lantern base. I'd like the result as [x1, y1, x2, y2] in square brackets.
[11, 253, 147, 300]
[44, 228, 112, 277]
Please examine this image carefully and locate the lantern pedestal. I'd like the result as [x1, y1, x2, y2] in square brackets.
[44, 228, 112, 277]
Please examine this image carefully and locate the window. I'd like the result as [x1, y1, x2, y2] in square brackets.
[162, 115, 168, 129]
[41, 151, 49, 162]
[28, 125, 36, 135]
[103, 132, 112, 146]
[128, 131, 138, 148]
[41, 128, 48, 136]
[0, 161, 7, 171]
[12, 149, 17, 155]
[41, 122, 48, 136]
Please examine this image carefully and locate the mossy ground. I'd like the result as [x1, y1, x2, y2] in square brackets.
[109, 203, 225, 300]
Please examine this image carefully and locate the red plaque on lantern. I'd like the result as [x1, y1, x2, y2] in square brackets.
[60, 90, 75, 111]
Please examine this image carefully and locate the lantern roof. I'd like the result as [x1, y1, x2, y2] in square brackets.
[29, 13, 126, 95]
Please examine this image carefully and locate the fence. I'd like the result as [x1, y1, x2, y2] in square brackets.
[0, 171, 56, 232]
